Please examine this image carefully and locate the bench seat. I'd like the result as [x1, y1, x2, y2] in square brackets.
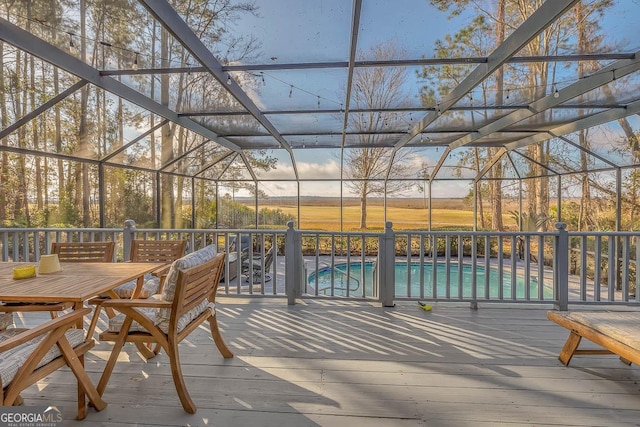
[547, 310, 640, 366]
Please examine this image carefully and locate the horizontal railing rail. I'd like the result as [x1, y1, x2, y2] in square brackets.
[1, 221, 637, 309]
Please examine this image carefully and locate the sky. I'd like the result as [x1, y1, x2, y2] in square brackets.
[111, 0, 640, 200]
[221, 0, 479, 198]
[215, 0, 640, 199]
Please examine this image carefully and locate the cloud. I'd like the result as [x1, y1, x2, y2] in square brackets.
[257, 159, 341, 180]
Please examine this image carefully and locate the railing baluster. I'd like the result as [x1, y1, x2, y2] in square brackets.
[579, 236, 587, 301]
[594, 236, 601, 302]
[330, 234, 335, 296]
[445, 235, 451, 299]
[524, 235, 531, 301]
[511, 235, 517, 301]
[471, 235, 477, 301]
[2, 232, 8, 261]
[608, 234, 616, 302]
[431, 235, 437, 299]
[406, 233, 412, 298]
[484, 235, 490, 300]
[419, 234, 425, 299]
[636, 237, 640, 303]
[538, 235, 544, 300]
[622, 235, 630, 301]
[498, 236, 504, 300]
[458, 235, 463, 300]
[314, 233, 320, 296]
[346, 235, 351, 298]
[361, 235, 366, 298]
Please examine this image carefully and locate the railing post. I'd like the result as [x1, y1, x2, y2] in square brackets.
[285, 221, 303, 305]
[123, 220, 137, 261]
[378, 221, 395, 307]
[554, 222, 569, 311]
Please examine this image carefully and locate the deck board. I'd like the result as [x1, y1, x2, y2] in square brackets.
[12, 299, 640, 426]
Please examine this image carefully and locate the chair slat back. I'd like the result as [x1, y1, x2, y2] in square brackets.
[130, 240, 187, 264]
[263, 247, 274, 272]
[51, 241, 115, 263]
[173, 253, 225, 317]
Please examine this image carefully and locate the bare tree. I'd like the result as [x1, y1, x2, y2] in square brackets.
[343, 42, 414, 230]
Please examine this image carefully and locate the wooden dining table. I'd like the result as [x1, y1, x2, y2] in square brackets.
[0, 261, 163, 304]
[0, 262, 164, 326]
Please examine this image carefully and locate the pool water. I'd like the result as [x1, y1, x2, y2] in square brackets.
[307, 261, 547, 299]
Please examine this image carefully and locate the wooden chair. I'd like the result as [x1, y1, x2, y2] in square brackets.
[0, 242, 114, 318]
[0, 313, 13, 332]
[115, 239, 188, 298]
[0, 308, 106, 420]
[51, 241, 115, 263]
[96, 247, 232, 414]
[87, 240, 187, 357]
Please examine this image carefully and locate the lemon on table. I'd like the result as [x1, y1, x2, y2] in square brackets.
[13, 265, 36, 280]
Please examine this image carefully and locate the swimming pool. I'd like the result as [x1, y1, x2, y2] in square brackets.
[307, 261, 548, 299]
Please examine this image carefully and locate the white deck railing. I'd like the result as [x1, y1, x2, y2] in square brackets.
[1, 220, 638, 310]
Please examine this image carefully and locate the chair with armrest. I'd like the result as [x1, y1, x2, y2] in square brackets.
[113, 239, 188, 298]
[96, 246, 232, 414]
[0, 308, 106, 420]
[86, 240, 187, 358]
[0, 313, 13, 332]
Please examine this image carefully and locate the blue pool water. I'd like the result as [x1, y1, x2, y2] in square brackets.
[307, 261, 547, 299]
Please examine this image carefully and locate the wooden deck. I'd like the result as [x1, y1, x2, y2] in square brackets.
[13, 299, 640, 426]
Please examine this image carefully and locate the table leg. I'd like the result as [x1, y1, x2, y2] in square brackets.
[73, 302, 83, 328]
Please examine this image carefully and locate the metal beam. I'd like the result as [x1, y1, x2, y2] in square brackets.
[139, 0, 299, 179]
[554, 135, 619, 168]
[215, 154, 239, 181]
[506, 98, 640, 151]
[392, 0, 578, 151]
[99, 53, 635, 75]
[431, 5, 635, 182]
[476, 98, 640, 179]
[194, 151, 235, 178]
[505, 152, 521, 180]
[160, 138, 214, 172]
[448, 53, 640, 153]
[511, 150, 561, 175]
[0, 80, 87, 141]
[181, 104, 627, 117]
[476, 148, 507, 181]
[340, 0, 363, 151]
[386, 0, 578, 179]
[239, 152, 258, 182]
[101, 120, 168, 162]
[0, 17, 242, 155]
[339, 0, 363, 231]
[0, 144, 100, 165]
[0, 143, 203, 180]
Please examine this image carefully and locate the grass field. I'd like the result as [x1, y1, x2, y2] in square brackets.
[248, 198, 519, 231]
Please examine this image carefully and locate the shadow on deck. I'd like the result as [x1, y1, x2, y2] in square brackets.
[13, 299, 640, 426]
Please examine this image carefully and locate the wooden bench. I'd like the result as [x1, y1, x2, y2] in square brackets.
[0, 309, 106, 419]
[547, 310, 640, 366]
